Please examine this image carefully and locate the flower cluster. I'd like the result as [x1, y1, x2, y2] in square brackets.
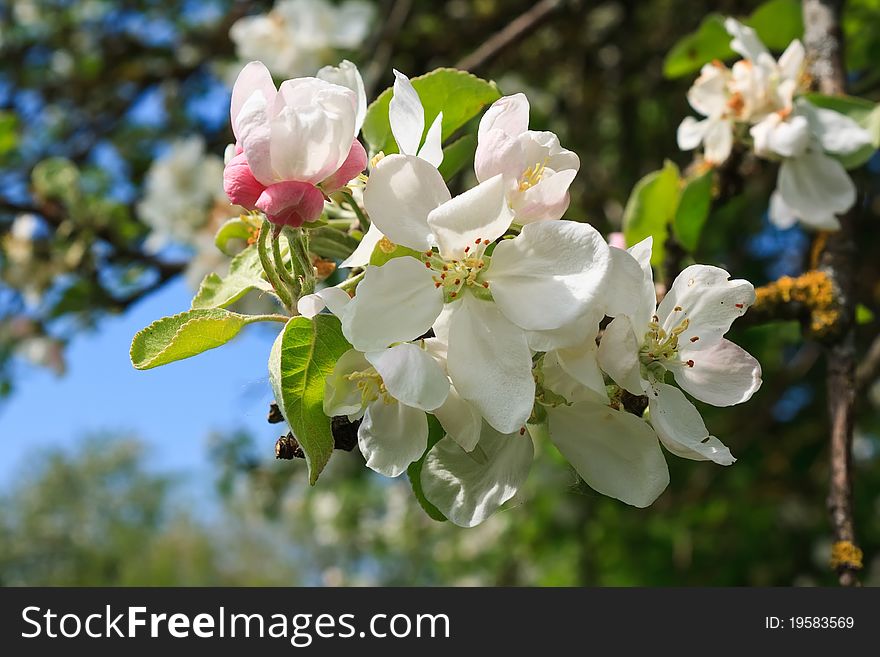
[245, 65, 762, 526]
[677, 18, 873, 230]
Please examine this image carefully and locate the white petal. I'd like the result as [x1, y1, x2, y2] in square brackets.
[751, 113, 810, 158]
[447, 295, 535, 434]
[724, 18, 769, 61]
[778, 40, 805, 81]
[554, 329, 609, 402]
[230, 61, 276, 142]
[341, 257, 443, 352]
[236, 91, 274, 185]
[389, 69, 424, 156]
[418, 111, 444, 167]
[675, 339, 762, 406]
[340, 224, 384, 269]
[316, 59, 367, 134]
[801, 101, 874, 155]
[648, 382, 735, 465]
[489, 220, 612, 331]
[603, 245, 650, 322]
[359, 400, 428, 477]
[549, 402, 669, 507]
[363, 154, 450, 251]
[768, 189, 800, 229]
[596, 315, 644, 395]
[323, 348, 371, 417]
[525, 308, 604, 352]
[297, 286, 351, 319]
[421, 424, 534, 527]
[427, 174, 513, 259]
[626, 237, 659, 331]
[677, 116, 709, 151]
[366, 343, 449, 411]
[510, 168, 577, 223]
[702, 117, 734, 165]
[432, 386, 483, 452]
[657, 264, 755, 348]
[687, 63, 730, 117]
[478, 93, 530, 142]
[777, 151, 854, 229]
[542, 349, 608, 404]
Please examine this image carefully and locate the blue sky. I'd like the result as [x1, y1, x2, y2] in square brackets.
[0, 278, 280, 487]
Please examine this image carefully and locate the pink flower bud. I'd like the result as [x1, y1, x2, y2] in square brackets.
[223, 153, 265, 209]
[256, 181, 326, 227]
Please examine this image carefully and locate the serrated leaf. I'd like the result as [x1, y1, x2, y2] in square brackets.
[673, 170, 714, 252]
[362, 68, 501, 155]
[214, 217, 255, 256]
[663, 14, 733, 79]
[307, 226, 360, 260]
[131, 308, 262, 370]
[804, 93, 880, 169]
[437, 133, 478, 181]
[191, 244, 271, 309]
[622, 161, 681, 267]
[269, 315, 352, 484]
[407, 415, 448, 522]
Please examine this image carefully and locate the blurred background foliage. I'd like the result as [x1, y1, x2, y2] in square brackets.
[1, 0, 880, 585]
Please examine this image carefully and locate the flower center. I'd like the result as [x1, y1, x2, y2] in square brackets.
[518, 159, 548, 192]
[422, 238, 492, 301]
[639, 310, 695, 373]
[346, 368, 393, 405]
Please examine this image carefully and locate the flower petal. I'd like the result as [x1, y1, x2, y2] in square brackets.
[554, 326, 608, 402]
[418, 111, 444, 167]
[489, 220, 612, 331]
[389, 69, 424, 156]
[675, 338, 762, 406]
[236, 91, 274, 185]
[427, 174, 513, 259]
[777, 150, 854, 230]
[359, 400, 428, 477]
[256, 181, 326, 227]
[702, 117, 734, 165]
[363, 154, 450, 251]
[230, 61, 276, 142]
[478, 93, 530, 142]
[801, 101, 874, 155]
[724, 18, 769, 61]
[223, 153, 265, 209]
[366, 343, 449, 411]
[687, 63, 730, 117]
[323, 348, 371, 417]
[421, 424, 534, 527]
[549, 402, 669, 507]
[432, 385, 483, 452]
[542, 349, 608, 404]
[341, 257, 443, 352]
[677, 116, 709, 151]
[297, 286, 352, 319]
[447, 295, 534, 434]
[751, 113, 810, 158]
[316, 59, 367, 134]
[656, 264, 755, 348]
[320, 139, 367, 194]
[648, 382, 735, 465]
[340, 223, 384, 269]
[511, 168, 577, 223]
[768, 190, 799, 229]
[596, 315, 644, 395]
[778, 40, 805, 81]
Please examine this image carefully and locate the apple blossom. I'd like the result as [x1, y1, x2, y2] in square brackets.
[475, 93, 579, 223]
[223, 60, 367, 227]
[343, 154, 611, 433]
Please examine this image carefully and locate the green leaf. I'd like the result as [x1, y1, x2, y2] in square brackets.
[131, 308, 263, 370]
[191, 244, 271, 310]
[438, 134, 477, 181]
[307, 226, 360, 260]
[804, 93, 880, 169]
[622, 161, 681, 267]
[214, 217, 254, 256]
[673, 170, 714, 252]
[663, 14, 733, 79]
[361, 68, 501, 155]
[269, 315, 352, 484]
[407, 415, 447, 522]
[749, 0, 803, 50]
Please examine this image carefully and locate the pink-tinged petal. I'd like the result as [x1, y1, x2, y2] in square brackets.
[511, 168, 577, 223]
[223, 153, 265, 209]
[478, 94, 530, 142]
[674, 338, 762, 407]
[237, 92, 274, 185]
[230, 61, 276, 140]
[256, 181, 325, 227]
[475, 94, 530, 181]
[321, 139, 367, 193]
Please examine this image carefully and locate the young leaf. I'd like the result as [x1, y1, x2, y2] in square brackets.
[407, 415, 448, 522]
[214, 217, 255, 256]
[438, 134, 477, 181]
[361, 68, 501, 155]
[673, 170, 714, 252]
[269, 315, 352, 485]
[748, 0, 803, 51]
[191, 244, 272, 310]
[663, 14, 733, 79]
[131, 308, 263, 370]
[804, 93, 880, 169]
[622, 161, 681, 267]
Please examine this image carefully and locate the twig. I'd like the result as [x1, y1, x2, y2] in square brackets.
[362, 0, 413, 99]
[803, 0, 862, 586]
[456, 0, 565, 73]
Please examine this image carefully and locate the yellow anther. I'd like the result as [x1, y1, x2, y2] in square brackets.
[518, 158, 549, 192]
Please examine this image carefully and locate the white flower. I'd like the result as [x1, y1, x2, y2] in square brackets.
[596, 238, 761, 464]
[345, 154, 612, 433]
[137, 136, 225, 251]
[475, 93, 579, 223]
[323, 343, 449, 477]
[676, 62, 736, 165]
[229, 0, 374, 79]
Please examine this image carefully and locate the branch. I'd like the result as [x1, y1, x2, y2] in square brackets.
[803, 0, 862, 586]
[855, 333, 880, 394]
[456, 0, 566, 73]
